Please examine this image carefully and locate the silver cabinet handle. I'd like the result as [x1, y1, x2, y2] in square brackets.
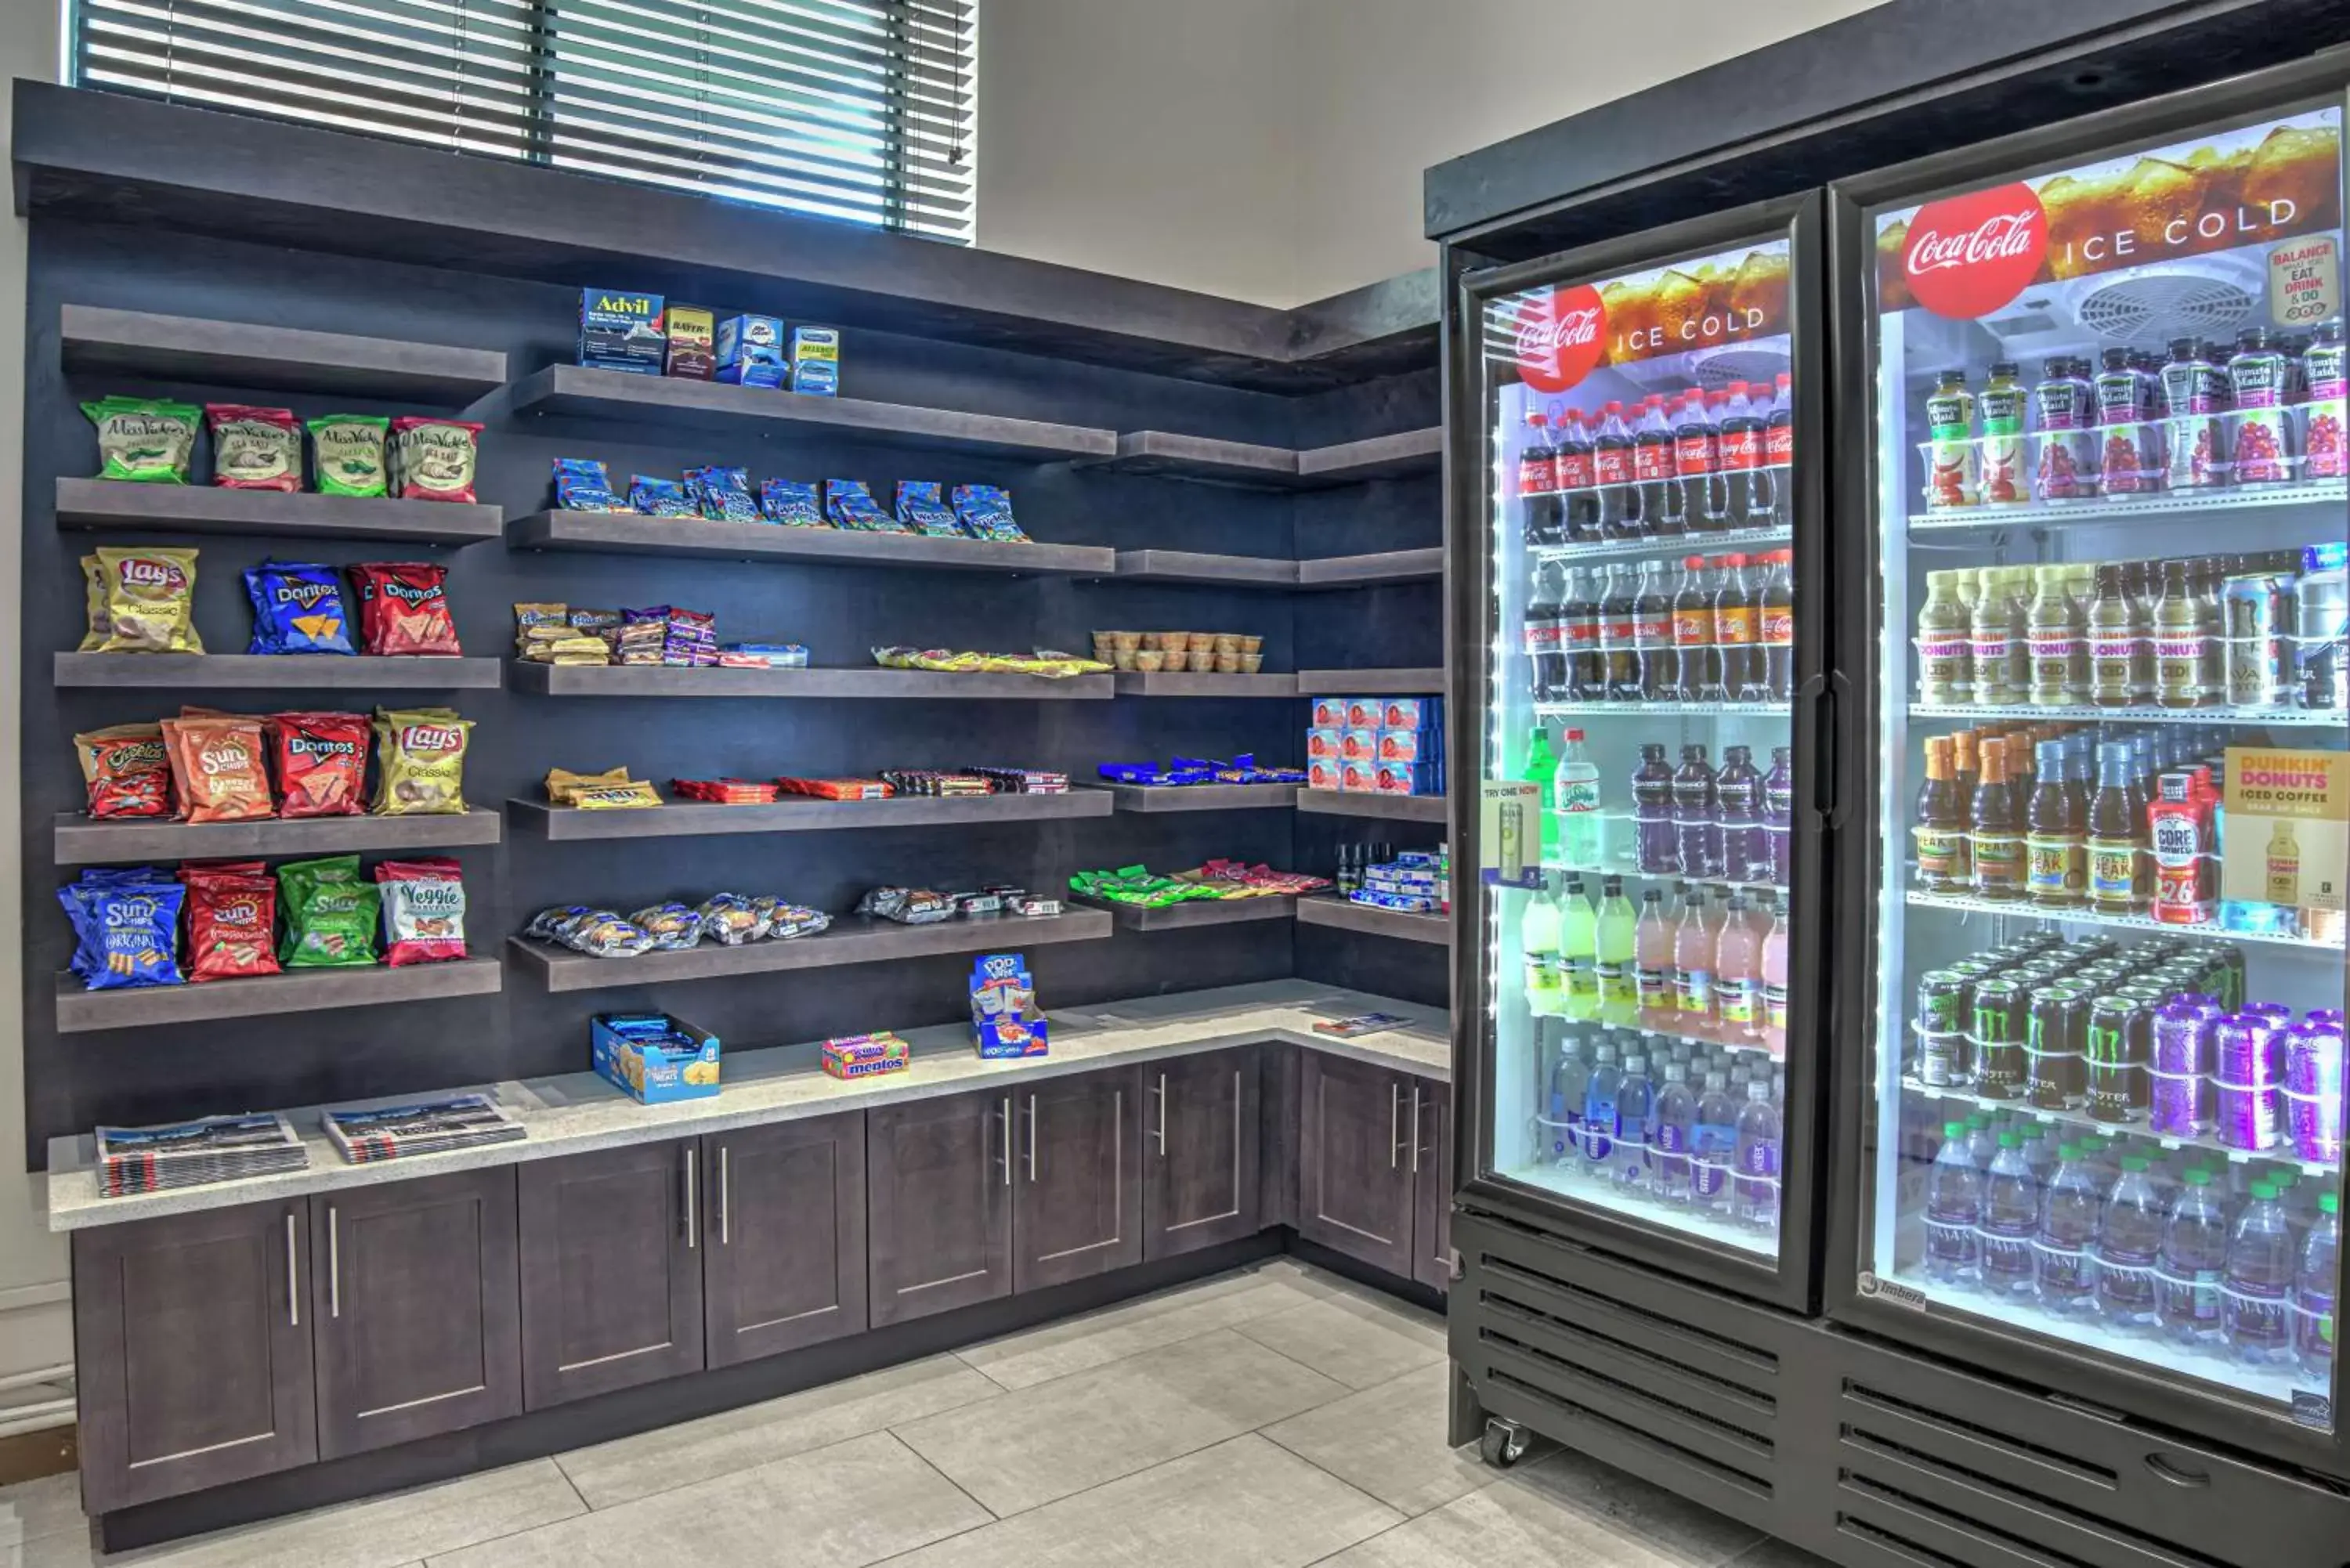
[1001, 1096, 1012, 1186]
[1390, 1082, 1401, 1170]
[683, 1145, 696, 1248]
[1409, 1088, 1422, 1175]
[1027, 1093, 1039, 1182]
[1157, 1071, 1168, 1154]
[328, 1205, 341, 1318]
[285, 1212, 299, 1328]
[719, 1144, 731, 1247]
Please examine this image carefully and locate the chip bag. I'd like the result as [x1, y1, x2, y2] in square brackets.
[269, 710, 368, 818]
[278, 856, 379, 966]
[371, 707, 471, 815]
[60, 872, 185, 988]
[349, 562, 461, 656]
[374, 858, 467, 966]
[79, 556, 105, 652]
[181, 866, 280, 981]
[84, 396, 199, 483]
[244, 562, 356, 655]
[74, 723, 172, 818]
[309, 414, 389, 498]
[94, 547, 201, 654]
[206, 405, 301, 491]
[387, 417, 483, 504]
[159, 714, 272, 823]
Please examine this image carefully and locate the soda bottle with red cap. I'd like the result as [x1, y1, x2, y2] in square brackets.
[1760, 373, 1795, 530]
[1593, 400, 1640, 540]
[1632, 394, 1680, 537]
[1556, 406, 1602, 542]
[1718, 381, 1768, 530]
[1517, 408, 1562, 547]
[1673, 388, 1725, 535]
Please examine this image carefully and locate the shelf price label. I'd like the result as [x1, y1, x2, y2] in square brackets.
[1479, 780, 1542, 888]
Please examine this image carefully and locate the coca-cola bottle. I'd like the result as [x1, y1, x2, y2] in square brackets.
[1717, 381, 1767, 532]
[1713, 552, 1759, 704]
[1632, 394, 1679, 537]
[1555, 407, 1601, 543]
[1760, 373, 1794, 529]
[1517, 409, 1561, 547]
[1672, 388, 1723, 536]
[1632, 558, 1673, 700]
[1593, 401, 1639, 540]
[1671, 554, 1716, 703]
[1600, 563, 1640, 703]
[1560, 565, 1602, 701]
[1757, 547, 1795, 702]
[1524, 558, 1565, 701]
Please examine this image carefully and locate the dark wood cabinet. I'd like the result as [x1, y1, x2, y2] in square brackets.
[868, 1089, 1013, 1326]
[1296, 1050, 1418, 1278]
[72, 1199, 317, 1513]
[309, 1168, 521, 1458]
[1412, 1078, 1454, 1293]
[1142, 1046, 1261, 1260]
[517, 1140, 704, 1409]
[703, 1111, 868, 1366]
[1014, 1067, 1142, 1291]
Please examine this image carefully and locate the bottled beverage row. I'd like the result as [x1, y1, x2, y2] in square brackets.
[1918, 327, 2346, 511]
[1531, 1022, 1784, 1236]
[1910, 720, 2339, 940]
[1522, 873, 1788, 1054]
[1908, 930, 2344, 1163]
[1913, 549, 2348, 714]
[1525, 552, 1795, 705]
[1546, 734, 1794, 886]
[1914, 1107, 2334, 1384]
[1517, 376, 1795, 546]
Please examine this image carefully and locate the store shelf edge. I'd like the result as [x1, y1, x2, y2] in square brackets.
[1294, 427, 1442, 484]
[507, 663, 1115, 699]
[54, 807, 502, 865]
[1296, 791, 1447, 823]
[507, 511, 1114, 576]
[54, 956, 504, 1033]
[1101, 783, 1300, 812]
[1068, 893, 1296, 931]
[509, 909, 1115, 992]
[59, 304, 507, 403]
[54, 653, 503, 689]
[1295, 896, 1450, 945]
[55, 479, 502, 545]
[1295, 667, 1447, 695]
[1108, 549, 1299, 587]
[1295, 548, 1444, 587]
[1110, 671, 1298, 697]
[505, 789, 1113, 840]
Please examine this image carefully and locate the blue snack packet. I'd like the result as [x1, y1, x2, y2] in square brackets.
[758, 479, 822, 526]
[825, 479, 903, 533]
[630, 475, 695, 517]
[244, 562, 355, 655]
[951, 484, 1028, 543]
[895, 481, 964, 538]
[60, 873, 186, 988]
[689, 466, 760, 523]
[553, 457, 624, 511]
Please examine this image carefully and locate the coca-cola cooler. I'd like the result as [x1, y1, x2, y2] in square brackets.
[1434, 20, 2350, 1568]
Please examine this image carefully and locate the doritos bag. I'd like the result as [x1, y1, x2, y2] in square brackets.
[269, 711, 368, 818]
[349, 562, 461, 656]
[244, 562, 355, 655]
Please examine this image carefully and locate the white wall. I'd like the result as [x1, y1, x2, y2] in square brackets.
[978, 0, 1890, 305]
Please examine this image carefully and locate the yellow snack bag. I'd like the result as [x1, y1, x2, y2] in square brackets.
[372, 708, 472, 815]
[95, 547, 201, 654]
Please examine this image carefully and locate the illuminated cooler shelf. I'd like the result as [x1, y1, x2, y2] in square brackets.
[1502, 1159, 1777, 1258]
[1906, 475, 2347, 535]
[1908, 702, 2343, 728]
[1542, 861, 1785, 895]
[1526, 1014, 1781, 1059]
[1898, 1076, 2337, 1178]
[1530, 519, 1791, 564]
[1902, 889, 2345, 952]
[1537, 701, 1786, 718]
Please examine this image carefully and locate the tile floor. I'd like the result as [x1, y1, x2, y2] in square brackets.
[0, 1259, 1831, 1568]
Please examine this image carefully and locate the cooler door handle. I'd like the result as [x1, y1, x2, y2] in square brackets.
[1795, 671, 1831, 827]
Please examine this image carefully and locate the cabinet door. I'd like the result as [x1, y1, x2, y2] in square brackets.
[1142, 1046, 1261, 1260]
[1411, 1078, 1455, 1294]
[703, 1111, 868, 1367]
[1014, 1068, 1142, 1292]
[311, 1168, 521, 1458]
[518, 1140, 703, 1409]
[73, 1199, 316, 1513]
[1296, 1050, 1417, 1278]
[869, 1089, 1013, 1327]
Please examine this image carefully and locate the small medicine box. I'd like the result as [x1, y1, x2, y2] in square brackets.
[578, 288, 666, 377]
[715, 314, 787, 388]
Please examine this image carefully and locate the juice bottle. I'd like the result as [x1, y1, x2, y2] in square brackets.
[2228, 327, 2294, 484]
[1558, 877, 1600, 1019]
[2034, 356, 2095, 499]
[2084, 742, 2142, 916]
[1916, 569, 1972, 704]
[1970, 566, 2026, 706]
[1925, 367, 1978, 508]
[1595, 875, 1639, 1025]
[2096, 345, 2157, 494]
[2305, 316, 2347, 480]
[2025, 738, 2083, 909]
[2154, 558, 2206, 710]
[2025, 564, 2081, 707]
[1671, 555, 1716, 702]
[2124, 561, 2158, 703]
[1950, 728, 1980, 818]
[1636, 889, 1676, 1028]
[1631, 742, 1678, 875]
[1713, 554, 1759, 703]
[1979, 359, 2030, 504]
[2087, 564, 2137, 707]
[1714, 891, 1762, 1046]
[1760, 891, 1790, 1057]
[1521, 878, 1564, 1014]
[1914, 735, 1969, 892]
[1673, 885, 1716, 1039]
[1972, 736, 2025, 901]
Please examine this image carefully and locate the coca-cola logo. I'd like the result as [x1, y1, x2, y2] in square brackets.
[1902, 183, 2048, 319]
[1511, 284, 1606, 395]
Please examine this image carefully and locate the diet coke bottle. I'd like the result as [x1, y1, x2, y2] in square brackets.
[1555, 406, 1602, 541]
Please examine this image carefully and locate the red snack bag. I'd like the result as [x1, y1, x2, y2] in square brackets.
[349, 562, 462, 656]
[204, 404, 301, 492]
[269, 710, 369, 818]
[373, 857, 467, 966]
[159, 714, 273, 824]
[180, 867, 280, 981]
[74, 724, 172, 818]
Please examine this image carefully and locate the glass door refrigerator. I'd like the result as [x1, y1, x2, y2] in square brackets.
[1454, 193, 1828, 1311]
[1832, 60, 2350, 1472]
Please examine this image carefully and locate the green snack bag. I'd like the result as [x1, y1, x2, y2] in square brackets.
[308, 414, 391, 498]
[279, 856, 379, 966]
[83, 396, 200, 483]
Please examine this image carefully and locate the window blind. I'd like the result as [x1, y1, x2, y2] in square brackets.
[72, 0, 979, 241]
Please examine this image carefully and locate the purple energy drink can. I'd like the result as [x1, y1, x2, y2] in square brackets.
[2212, 1011, 2283, 1151]
[2149, 994, 2219, 1137]
[2286, 1017, 2345, 1164]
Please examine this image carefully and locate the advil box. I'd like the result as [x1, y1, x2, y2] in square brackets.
[592, 1012, 720, 1104]
[579, 289, 665, 376]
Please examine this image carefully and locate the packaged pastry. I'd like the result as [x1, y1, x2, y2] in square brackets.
[696, 892, 767, 945]
[84, 396, 199, 483]
[244, 562, 355, 655]
[74, 723, 172, 818]
[94, 547, 201, 653]
[269, 710, 369, 818]
[371, 707, 471, 815]
[309, 414, 390, 498]
[181, 865, 280, 981]
[387, 417, 483, 504]
[159, 714, 272, 823]
[375, 858, 467, 966]
[628, 901, 703, 951]
[349, 562, 461, 656]
[205, 405, 301, 491]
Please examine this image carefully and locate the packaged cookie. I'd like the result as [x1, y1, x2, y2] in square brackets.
[371, 707, 472, 815]
[84, 396, 200, 483]
[94, 547, 201, 653]
[159, 714, 272, 823]
[308, 414, 389, 498]
[387, 417, 483, 504]
[206, 405, 300, 491]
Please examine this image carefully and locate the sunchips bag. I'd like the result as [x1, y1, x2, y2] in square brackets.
[158, 714, 271, 824]
[371, 707, 471, 815]
[94, 547, 201, 654]
[277, 855, 379, 967]
[83, 396, 199, 483]
[60, 872, 184, 988]
[180, 865, 280, 982]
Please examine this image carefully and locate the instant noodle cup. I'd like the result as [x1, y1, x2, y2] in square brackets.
[160, 714, 272, 824]
[309, 414, 389, 498]
[84, 396, 199, 483]
[205, 405, 301, 491]
[372, 707, 472, 815]
[94, 547, 201, 653]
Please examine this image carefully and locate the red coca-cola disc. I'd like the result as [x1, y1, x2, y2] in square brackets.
[1900, 182, 2048, 320]
[1510, 284, 1606, 394]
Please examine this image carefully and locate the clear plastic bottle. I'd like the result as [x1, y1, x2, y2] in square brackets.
[1925, 1121, 1984, 1290]
[2225, 1180, 2298, 1367]
[1595, 876, 1639, 1025]
[1762, 746, 1795, 888]
[1650, 1059, 1695, 1206]
[1614, 1053, 1655, 1190]
[1634, 890, 1676, 1028]
[1581, 1040, 1622, 1178]
[1544, 1025, 1587, 1166]
[1553, 728, 1603, 869]
[1672, 885, 1716, 1040]
[2034, 1143, 2101, 1314]
[1691, 1069, 1738, 1216]
[2298, 1191, 2338, 1383]
[1672, 745, 1721, 880]
[1759, 893, 1790, 1057]
[1734, 1077, 1781, 1234]
[2158, 1169, 2231, 1347]
[1713, 891, 1762, 1046]
[1980, 1132, 2041, 1298]
[1716, 745, 1766, 883]
[1557, 877, 1599, 1022]
[1520, 879, 1563, 1017]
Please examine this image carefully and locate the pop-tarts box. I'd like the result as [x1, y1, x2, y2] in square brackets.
[1376, 760, 1440, 796]
[1340, 757, 1379, 793]
[1307, 757, 1343, 792]
[592, 1012, 720, 1104]
[1379, 697, 1434, 730]
[1341, 726, 1381, 761]
[715, 314, 787, 387]
[1378, 728, 1434, 763]
[1305, 726, 1343, 761]
[1309, 696, 1350, 728]
[790, 326, 841, 396]
[579, 288, 665, 376]
[971, 952, 1048, 1058]
[1343, 697, 1382, 728]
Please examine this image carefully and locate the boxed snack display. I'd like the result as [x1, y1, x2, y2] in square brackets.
[579, 289, 665, 376]
[1304, 697, 1445, 795]
[822, 1031, 910, 1080]
[592, 1012, 721, 1104]
[790, 326, 841, 396]
[971, 952, 1047, 1058]
[716, 314, 786, 388]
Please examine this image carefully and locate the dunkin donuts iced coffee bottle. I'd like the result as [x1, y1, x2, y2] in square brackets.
[1970, 567, 2026, 706]
[2026, 565, 2081, 707]
[1916, 569, 1972, 705]
[2154, 559, 2207, 710]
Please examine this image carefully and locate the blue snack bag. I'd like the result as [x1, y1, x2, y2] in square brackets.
[825, 479, 903, 533]
[630, 475, 695, 517]
[60, 874, 186, 988]
[244, 562, 355, 655]
[951, 484, 1028, 543]
[758, 479, 823, 526]
[553, 457, 624, 511]
[895, 481, 963, 538]
[691, 466, 760, 523]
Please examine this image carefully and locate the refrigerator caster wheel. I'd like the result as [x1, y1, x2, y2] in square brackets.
[1478, 1418, 1530, 1469]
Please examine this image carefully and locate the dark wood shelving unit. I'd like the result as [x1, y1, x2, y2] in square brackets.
[1296, 791, 1447, 824]
[1296, 548, 1444, 588]
[506, 789, 1112, 840]
[1294, 428, 1442, 484]
[1294, 897, 1449, 946]
[55, 956, 504, 1034]
[1099, 782, 1300, 812]
[1111, 671, 1296, 697]
[54, 807, 501, 865]
[1106, 549, 1296, 588]
[509, 908, 1114, 992]
[1076, 431, 1297, 488]
[55, 479, 502, 546]
[505, 511, 1115, 576]
[1295, 667, 1445, 695]
[508, 663, 1113, 700]
[506, 365, 1115, 460]
[59, 305, 508, 403]
[54, 653, 503, 690]
[1069, 893, 1296, 931]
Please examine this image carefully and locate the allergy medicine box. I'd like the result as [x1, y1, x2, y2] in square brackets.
[715, 314, 787, 388]
[790, 326, 841, 396]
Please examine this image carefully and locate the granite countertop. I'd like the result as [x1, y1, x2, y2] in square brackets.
[46, 980, 1451, 1231]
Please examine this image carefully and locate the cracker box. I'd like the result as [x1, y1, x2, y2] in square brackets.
[715, 314, 787, 388]
[1340, 757, 1379, 793]
[1307, 758, 1343, 792]
[1341, 726, 1382, 761]
[821, 1031, 910, 1080]
[1305, 726, 1344, 761]
[790, 326, 841, 396]
[578, 288, 666, 377]
[1309, 696, 1350, 728]
[592, 1012, 720, 1104]
[971, 952, 1048, 1058]
[664, 305, 714, 379]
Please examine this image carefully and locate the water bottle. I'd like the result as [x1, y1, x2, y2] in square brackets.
[1733, 1077, 1781, 1234]
[2299, 1192, 2338, 1384]
[2225, 1181, 2298, 1367]
[1980, 1133, 2041, 1299]
[1691, 1070, 1737, 1215]
[1582, 1040, 1621, 1178]
[1614, 1053, 1655, 1190]
[2019, 1124, 2059, 1190]
[1925, 1121, 1984, 1290]
[1545, 1024, 1588, 1166]
[2159, 1169, 2230, 1346]
[2032, 1144, 2101, 1314]
[1650, 1060, 1695, 1205]
[1554, 728, 1604, 867]
[1965, 1114, 1998, 1171]
[2095, 1155, 2164, 1333]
